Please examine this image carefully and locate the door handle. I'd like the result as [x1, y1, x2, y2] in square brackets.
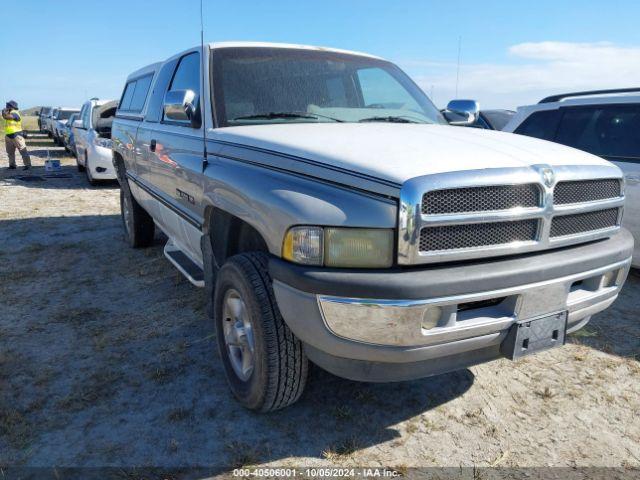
[150, 139, 157, 152]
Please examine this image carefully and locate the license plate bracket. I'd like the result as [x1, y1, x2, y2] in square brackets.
[501, 311, 567, 360]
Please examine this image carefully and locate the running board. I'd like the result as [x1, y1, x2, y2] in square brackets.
[164, 242, 205, 287]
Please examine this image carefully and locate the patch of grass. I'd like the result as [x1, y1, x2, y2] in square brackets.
[168, 438, 179, 453]
[0, 408, 32, 448]
[405, 421, 419, 434]
[225, 440, 262, 468]
[321, 436, 359, 461]
[56, 370, 121, 412]
[33, 367, 55, 387]
[92, 332, 110, 351]
[51, 307, 105, 326]
[570, 327, 599, 338]
[167, 407, 192, 422]
[0, 267, 40, 283]
[353, 388, 377, 404]
[21, 243, 47, 254]
[535, 386, 556, 400]
[333, 405, 353, 420]
[146, 365, 177, 384]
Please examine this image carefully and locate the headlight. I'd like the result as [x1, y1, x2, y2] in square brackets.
[94, 137, 112, 149]
[283, 226, 393, 268]
[282, 226, 324, 265]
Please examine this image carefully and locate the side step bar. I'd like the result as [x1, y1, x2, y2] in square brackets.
[163, 242, 205, 287]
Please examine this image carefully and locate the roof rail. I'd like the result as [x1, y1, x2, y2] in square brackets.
[539, 87, 640, 104]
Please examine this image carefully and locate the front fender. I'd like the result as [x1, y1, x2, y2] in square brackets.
[202, 156, 398, 255]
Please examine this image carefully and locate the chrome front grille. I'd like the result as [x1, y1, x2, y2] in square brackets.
[420, 220, 538, 251]
[398, 165, 625, 265]
[550, 208, 620, 238]
[422, 184, 540, 214]
[554, 179, 622, 205]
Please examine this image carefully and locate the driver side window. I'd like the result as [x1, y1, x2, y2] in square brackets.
[163, 52, 200, 123]
[357, 67, 420, 111]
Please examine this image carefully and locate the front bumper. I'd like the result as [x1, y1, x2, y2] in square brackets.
[88, 145, 117, 180]
[270, 230, 633, 382]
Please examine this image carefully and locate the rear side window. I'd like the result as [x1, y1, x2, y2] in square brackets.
[555, 105, 640, 161]
[129, 75, 154, 112]
[514, 109, 560, 140]
[119, 82, 136, 111]
[119, 74, 154, 113]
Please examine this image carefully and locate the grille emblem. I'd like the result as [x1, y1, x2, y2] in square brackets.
[542, 168, 555, 188]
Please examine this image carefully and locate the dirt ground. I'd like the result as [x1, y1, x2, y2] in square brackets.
[0, 132, 639, 477]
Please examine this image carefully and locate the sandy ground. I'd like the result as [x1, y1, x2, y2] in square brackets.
[0, 133, 639, 477]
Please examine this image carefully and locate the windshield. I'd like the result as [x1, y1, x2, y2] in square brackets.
[57, 110, 77, 120]
[211, 47, 446, 127]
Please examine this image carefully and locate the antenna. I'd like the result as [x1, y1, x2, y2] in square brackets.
[455, 36, 462, 98]
[200, 0, 208, 170]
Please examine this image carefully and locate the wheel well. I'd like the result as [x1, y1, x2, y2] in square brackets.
[112, 152, 127, 185]
[205, 208, 269, 268]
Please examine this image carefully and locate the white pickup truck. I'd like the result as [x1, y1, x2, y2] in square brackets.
[112, 42, 633, 411]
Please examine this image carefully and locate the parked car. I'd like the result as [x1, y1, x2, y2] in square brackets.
[112, 42, 632, 412]
[442, 102, 515, 130]
[40, 106, 54, 135]
[476, 109, 515, 130]
[52, 107, 80, 146]
[62, 113, 79, 155]
[72, 98, 117, 184]
[503, 88, 640, 266]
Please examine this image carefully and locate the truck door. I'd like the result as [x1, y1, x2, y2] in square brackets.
[74, 103, 90, 166]
[139, 50, 206, 263]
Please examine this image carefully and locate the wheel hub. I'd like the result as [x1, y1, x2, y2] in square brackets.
[222, 289, 255, 381]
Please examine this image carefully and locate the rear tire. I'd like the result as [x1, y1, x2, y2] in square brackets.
[214, 252, 308, 412]
[120, 187, 155, 248]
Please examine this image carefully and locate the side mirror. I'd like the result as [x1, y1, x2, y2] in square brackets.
[72, 119, 84, 129]
[443, 99, 480, 126]
[164, 89, 200, 127]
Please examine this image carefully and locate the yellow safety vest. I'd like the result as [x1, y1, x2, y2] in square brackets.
[4, 110, 22, 135]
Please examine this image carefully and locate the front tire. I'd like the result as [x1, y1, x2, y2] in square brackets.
[214, 253, 308, 412]
[76, 151, 85, 171]
[120, 187, 155, 248]
[85, 152, 97, 186]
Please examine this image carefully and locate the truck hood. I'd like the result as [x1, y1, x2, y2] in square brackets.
[213, 123, 611, 185]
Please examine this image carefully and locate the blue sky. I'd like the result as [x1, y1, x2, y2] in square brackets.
[3, 0, 640, 110]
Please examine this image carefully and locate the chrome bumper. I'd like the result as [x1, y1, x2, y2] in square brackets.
[317, 258, 631, 347]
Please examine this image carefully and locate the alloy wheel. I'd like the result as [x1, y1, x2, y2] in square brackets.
[222, 289, 256, 381]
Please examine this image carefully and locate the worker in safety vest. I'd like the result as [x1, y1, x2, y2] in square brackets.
[2, 100, 31, 170]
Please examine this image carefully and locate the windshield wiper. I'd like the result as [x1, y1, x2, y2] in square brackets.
[232, 111, 343, 122]
[359, 116, 422, 123]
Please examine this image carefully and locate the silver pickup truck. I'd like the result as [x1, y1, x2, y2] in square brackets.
[112, 42, 633, 412]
